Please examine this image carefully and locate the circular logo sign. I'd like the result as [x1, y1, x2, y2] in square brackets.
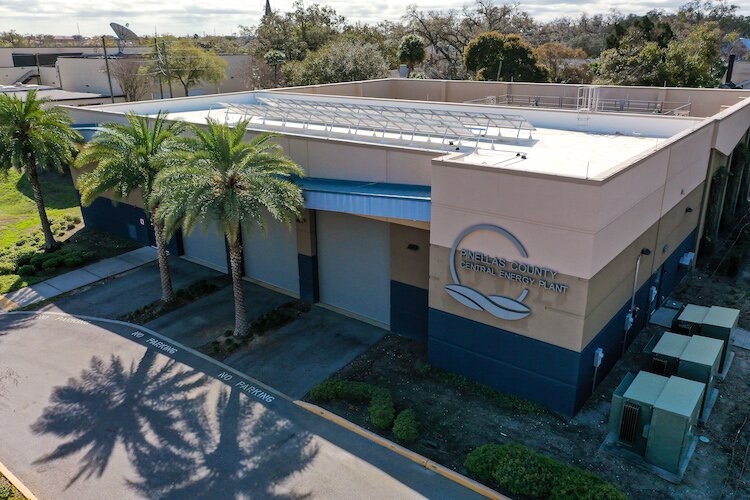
[445, 224, 531, 321]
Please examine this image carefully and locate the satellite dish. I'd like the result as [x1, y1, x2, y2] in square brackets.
[110, 22, 139, 54]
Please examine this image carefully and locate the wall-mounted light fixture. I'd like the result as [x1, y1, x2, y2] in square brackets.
[663, 244, 669, 254]
[685, 207, 694, 213]
[641, 248, 651, 256]
[407, 244, 420, 251]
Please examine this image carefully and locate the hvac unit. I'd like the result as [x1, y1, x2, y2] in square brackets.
[675, 304, 709, 335]
[609, 371, 704, 475]
[700, 306, 738, 374]
[650, 332, 722, 422]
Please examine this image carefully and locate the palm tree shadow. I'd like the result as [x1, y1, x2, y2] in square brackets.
[30, 349, 210, 489]
[130, 387, 319, 500]
[15, 170, 80, 210]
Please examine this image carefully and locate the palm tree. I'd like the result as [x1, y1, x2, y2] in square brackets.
[152, 120, 304, 336]
[75, 112, 185, 303]
[0, 89, 81, 251]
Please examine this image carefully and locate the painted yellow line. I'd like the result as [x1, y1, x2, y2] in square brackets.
[0, 458, 37, 500]
[0, 295, 19, 311]
[295, 400, 507, 500]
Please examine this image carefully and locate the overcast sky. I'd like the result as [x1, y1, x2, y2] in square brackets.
[2, 0, 749, 37]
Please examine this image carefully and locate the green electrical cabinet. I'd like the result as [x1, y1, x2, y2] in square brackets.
[645, 376, 704, 475]
[701, 306, 738, 374]
[678, 335, 722, 421]
[609, 371, 704, 475]
[651, 332, 690, 375]
[675, 305, 710, 335]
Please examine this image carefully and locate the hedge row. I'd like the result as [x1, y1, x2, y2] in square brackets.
[465, 444, 626, 499]
[310, 380, 396, 429]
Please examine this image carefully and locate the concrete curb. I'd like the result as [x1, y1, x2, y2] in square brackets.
[0, 458, 37, 500]
[295, 401, 507, 500]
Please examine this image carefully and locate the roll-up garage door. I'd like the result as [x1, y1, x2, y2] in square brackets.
[316, 211, 390, 326]
[242, 213, 300, 295]
[181, 221, 228, 272]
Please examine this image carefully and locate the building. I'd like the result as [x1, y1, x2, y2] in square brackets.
[0, 47, 253, 99]
[0, 83, 125, 106]
[64, 79, 750, 415]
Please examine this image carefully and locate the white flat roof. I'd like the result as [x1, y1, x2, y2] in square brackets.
[71, 89, 705, 180]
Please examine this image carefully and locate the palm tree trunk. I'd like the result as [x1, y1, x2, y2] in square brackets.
[151, 213, 175, 303]
[228, 237, 248, 337]
[28, 153, 59, 252]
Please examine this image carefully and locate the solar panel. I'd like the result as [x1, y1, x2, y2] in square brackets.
[216, 95, 535, 151]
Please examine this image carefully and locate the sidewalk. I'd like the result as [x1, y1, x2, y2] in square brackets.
[0, 247, 157, 311]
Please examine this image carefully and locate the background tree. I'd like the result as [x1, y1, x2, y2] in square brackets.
[535, 42, 593, 83]
[263, 49, 286, 86]
[152, 123, 304, 337]
[110, 59, 151, 102]
[75, 113, 185, 303]
[155, 39, 228, 96]
[0, 90, 81, 251]
[398, 34, 426, 75]
[464, 32, 547, 82]
[283, 40, 389, 86]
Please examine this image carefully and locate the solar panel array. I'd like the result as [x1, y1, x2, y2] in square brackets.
[217, 96, 535, 150]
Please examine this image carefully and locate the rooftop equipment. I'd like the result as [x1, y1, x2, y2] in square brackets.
[650, 332, 722, 422]
[219, 96, 536, 152]
[609, 371, 704, 476]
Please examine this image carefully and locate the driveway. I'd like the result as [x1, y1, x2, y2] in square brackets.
[145, 282, 387, 399]
[39, 257, 222, 319]
[0, 312, 480, 500]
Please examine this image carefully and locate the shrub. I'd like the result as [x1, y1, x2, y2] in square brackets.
[369, 388, 395, 429]
[0, 262, 16, 275]
[15, 252, 36, 266]
[309, 380, 396, 429]
[550, 469, 627, 500]
[17, 264, 36, 275]
[465, 444, 508, 484]
[490, 444, 562, 498]
[41, 257, 63, 270]
[63, 254, 85, 267]
[72, 216, 82, 224]
[392, 409, 419, 443]
[465, 444, 626, 499]
[30, 253, 50, 267]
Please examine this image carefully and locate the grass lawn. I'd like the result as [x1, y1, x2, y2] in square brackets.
[0, 169, 140, 295]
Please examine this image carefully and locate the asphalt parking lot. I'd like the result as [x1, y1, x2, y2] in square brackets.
[0, 312, 481, 499]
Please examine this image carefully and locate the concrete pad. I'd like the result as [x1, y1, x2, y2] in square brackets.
[40, 257, 222, 319]
[83, 247, 157, 278]
[0, 312, 480, 499]
[649, 307, 679, 329]
[226, 306, 386, 399]
[146, 281, 290, 348]
[43, 268, 100, 294]
[734, 328, 750, 351]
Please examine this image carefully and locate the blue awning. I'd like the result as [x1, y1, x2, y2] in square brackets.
[298, 178, 431, 222]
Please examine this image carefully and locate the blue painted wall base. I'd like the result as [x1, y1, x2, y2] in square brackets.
[298, 254, 320, 303]
[81, 198, 179, 254]
[391, 280, 428, 341]
[428, 228, 698, 416]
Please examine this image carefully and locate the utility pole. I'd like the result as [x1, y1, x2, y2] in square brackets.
[161, 42, 174, 98]
[153, 37, 165, 99]
[101, 36, 115, 103]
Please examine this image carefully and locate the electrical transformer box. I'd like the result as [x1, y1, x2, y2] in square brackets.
[609, 371, 704, 475]
[701, 306, 738, 373]
[675, 304, 710, 335]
